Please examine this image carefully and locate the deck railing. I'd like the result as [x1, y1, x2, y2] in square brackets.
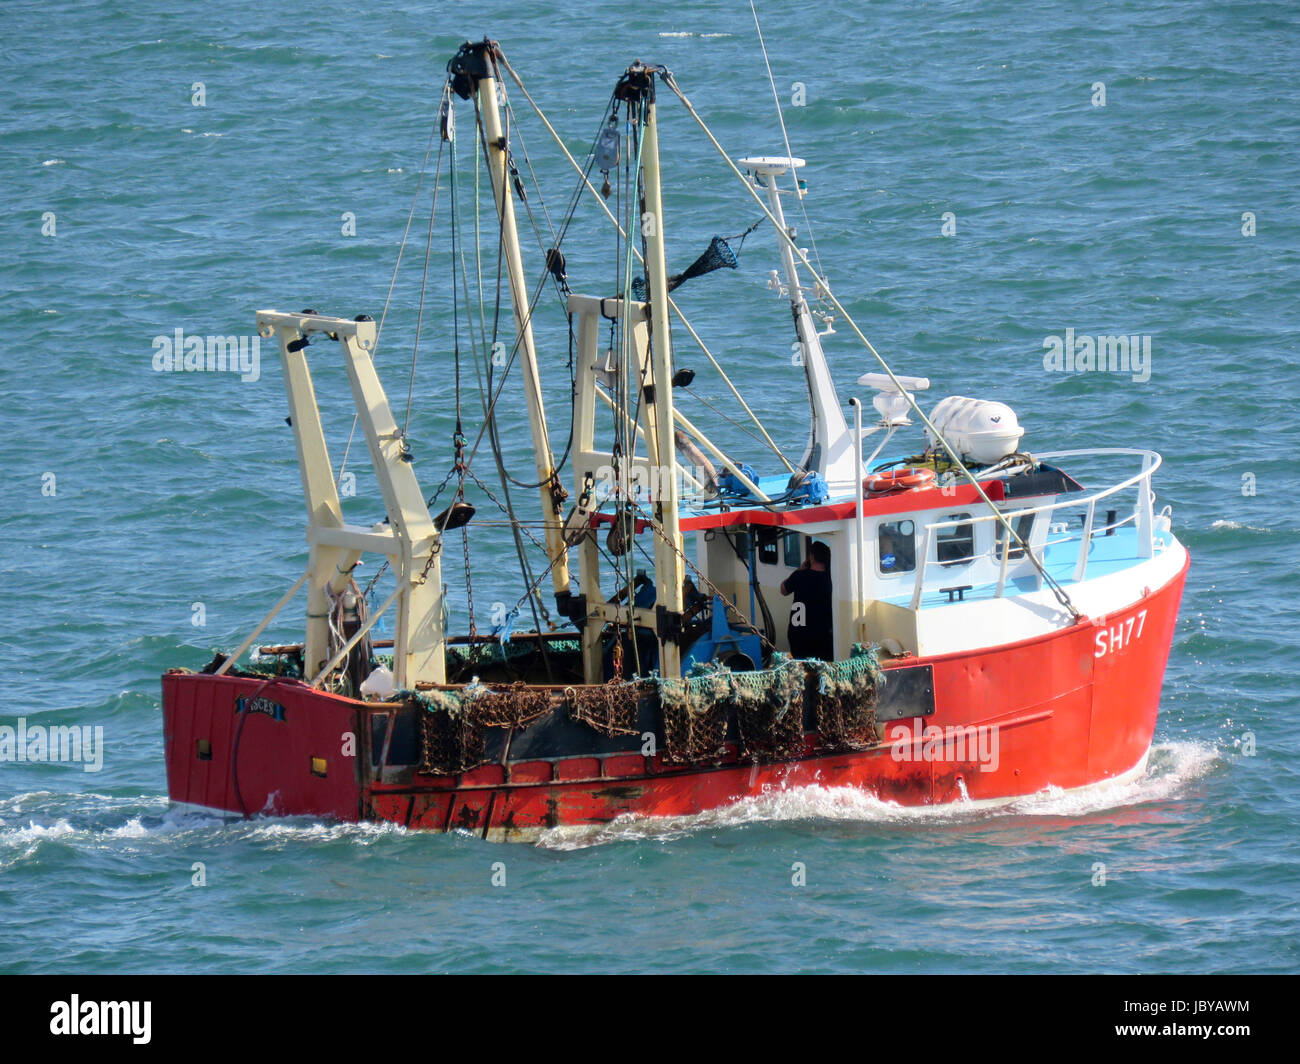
[905, 448, 1162, 609]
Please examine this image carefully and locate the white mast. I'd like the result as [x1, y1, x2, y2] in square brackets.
[740, 156, 858, 492]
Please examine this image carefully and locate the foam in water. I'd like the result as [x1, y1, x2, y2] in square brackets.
[1209, 519, 1273, 533]
[0, 791, 412, 850]
[0, 744, 1221, 856]
[537, 741, 1222, 850]
[3, 819, 77, 845]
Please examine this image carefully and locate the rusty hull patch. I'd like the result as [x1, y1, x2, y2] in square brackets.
[590, 785, 648, 802]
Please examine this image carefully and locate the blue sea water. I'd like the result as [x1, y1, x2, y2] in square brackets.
[1, 0, 1298, 973]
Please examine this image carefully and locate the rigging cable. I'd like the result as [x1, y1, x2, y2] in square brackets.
[494, 50, 795, 474]
[462, 87, 556, 667]
[403, 116, 448, 441]
[748, 0, 828, 295]
[338, 83, 450, 488]
[458, 85, 613, 490]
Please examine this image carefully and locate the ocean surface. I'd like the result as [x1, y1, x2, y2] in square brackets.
[2, 0, 1298, 974]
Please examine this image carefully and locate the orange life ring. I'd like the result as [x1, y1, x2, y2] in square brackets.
[864, 467, 936, 494]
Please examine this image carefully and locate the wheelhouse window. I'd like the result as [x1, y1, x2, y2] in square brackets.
[782, 530, 802, 567]
[994, 513, 1036, 560]
[936, 513, 975, 566]
[878, 519, 916, 574]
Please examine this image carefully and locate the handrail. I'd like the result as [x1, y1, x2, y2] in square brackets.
[906, 448, 1163, 606]
[916, 449, 1161, 536]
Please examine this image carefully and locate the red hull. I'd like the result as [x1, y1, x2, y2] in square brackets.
[161, 556, 1187, 841]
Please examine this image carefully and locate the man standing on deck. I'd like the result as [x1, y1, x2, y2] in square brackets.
[780, 540, 834, 660]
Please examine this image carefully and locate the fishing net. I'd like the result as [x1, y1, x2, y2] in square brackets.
[808, 644, 883, 750]
[656, 655, 803, 764]
[658, 673, 731, 764]
[408, 644, 884, 775]
[631, 235, 738, 299]
[243, 653, 303, 679]
[446, 638, 581, 667]
[566, 681, 643, 737]
[671, 234, 739, 287]
[474, 682, 555, 731]
[731, 654, 808, 762]
[410, 686, 488, 776]
[409, 682, 561, 775]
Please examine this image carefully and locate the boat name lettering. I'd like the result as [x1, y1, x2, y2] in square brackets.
[235, 695, 287, 721]
[1094, 609, 1148, 659]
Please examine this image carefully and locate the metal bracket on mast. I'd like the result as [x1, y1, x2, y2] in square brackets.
[256, 309, 445, 688]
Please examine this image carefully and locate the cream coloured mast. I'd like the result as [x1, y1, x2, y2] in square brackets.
[456, 46, 571, 604]
[557, 61, 691, 682]
[453, 45, 688, 680]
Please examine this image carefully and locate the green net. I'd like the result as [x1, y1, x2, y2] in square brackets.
[657, 670, 731, 764]
[404, 644, 884, 775]
[243, 654, 303, 679]
[732, 654, 808, 762]
[406, 683, 562, 776]
[655, 654, 807, 764]
[447, 639, 580, 667]
[807, 645, 884, 751]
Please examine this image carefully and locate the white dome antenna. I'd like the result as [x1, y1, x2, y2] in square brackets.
[857, 371, 930, 427]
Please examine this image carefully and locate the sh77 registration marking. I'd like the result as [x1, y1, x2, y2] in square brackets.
[1095, 609, 1147, 658]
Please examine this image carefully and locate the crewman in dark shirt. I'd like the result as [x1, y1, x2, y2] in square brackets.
[779, 539, 834, 660]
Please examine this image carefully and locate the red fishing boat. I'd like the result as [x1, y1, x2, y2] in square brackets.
[161, 41, 1187, 841]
